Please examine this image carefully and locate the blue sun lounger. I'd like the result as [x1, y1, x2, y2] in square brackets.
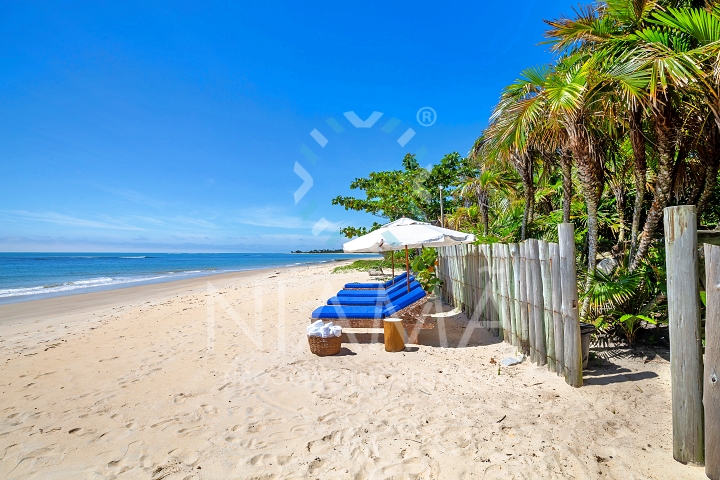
[310, 286, 432, 343]
[326, 280, 423, 306]
[335, 277, 416, 298]
[344, 272, 408, 290]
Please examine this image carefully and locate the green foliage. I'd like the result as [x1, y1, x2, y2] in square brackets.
[583, 246, 667, 346]
[410, 247, 441, 292]
[332, 153, 471, 238]
[332, 259, 388, 273]
[326, 0, 720, 347]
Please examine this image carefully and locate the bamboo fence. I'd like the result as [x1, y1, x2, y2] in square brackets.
[436, 223, 583, 387]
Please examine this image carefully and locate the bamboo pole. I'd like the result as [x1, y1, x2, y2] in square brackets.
[539, 240, 555, 371]
[483, 244, 491, 329]
[469, 245, 475, 320]
[550, 242, 564, 377]
[664, 206, 704, 465]
[489, 244, 496, 333]
[509, 243, 521, 350]
[463, 244, 470, 314]
[528, 239, 546, 366]
[480, 244, 488, 328]
[705, 243, 720, 480]
[491, 244, 500, 338]
[518, 242, 530, 356]
[496, 244, 509, 340]
[490, 244, 500, 337]
[477, 245, 484, 326]
[524, 241, 536, 360]
[503, 243, 517, 347]
[558, 223, 582, 387]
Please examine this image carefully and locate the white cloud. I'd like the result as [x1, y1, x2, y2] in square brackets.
[233, 206, 344, 233]
[1, 210, 145, 231]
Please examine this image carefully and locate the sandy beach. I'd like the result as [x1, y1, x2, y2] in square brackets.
[0, 263, 706, 479]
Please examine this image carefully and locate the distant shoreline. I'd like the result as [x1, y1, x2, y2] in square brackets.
[0, 252, 380, 306]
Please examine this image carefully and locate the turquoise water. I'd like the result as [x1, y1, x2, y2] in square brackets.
[0, 253, 376, 304]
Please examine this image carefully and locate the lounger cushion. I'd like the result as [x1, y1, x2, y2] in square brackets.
[383, 287, 426, 316]
[344, 272, 408, 289]
[327, 281, 422, 306]
[311, 285, 427, 320]
[336, 277, 416, 297]
[311, 305, 384, 319]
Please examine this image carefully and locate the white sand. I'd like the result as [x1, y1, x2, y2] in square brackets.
[0, 263, 706, 479]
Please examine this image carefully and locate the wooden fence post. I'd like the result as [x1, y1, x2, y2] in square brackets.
[499, 245, 512, 341]
[524, 241, 536, 361]
[664, 205, 704, 465]
[479, 245, 486, 326]
[558, 223, 582, 387]
[550, 243, 564, 377]
[528, 239, 546, 366]
[509, 243, 521, 350]
[504, 244, 517, 347]
[705, 243, 720, 479]
[539, 240, 555, 371]
[488, 245, 499, 337]
[473, 245, 480, 322]
[519, 242, 530, 356]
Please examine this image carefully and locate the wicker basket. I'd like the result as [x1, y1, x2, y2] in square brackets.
[308, 334, 342, 356]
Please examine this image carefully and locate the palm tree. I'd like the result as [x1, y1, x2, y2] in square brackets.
[545, 0, 701, 270]
[454, 163, 510, 235]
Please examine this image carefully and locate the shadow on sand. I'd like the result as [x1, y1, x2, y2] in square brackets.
[341, 297, 504, 350]
[582, 358, 659, 385]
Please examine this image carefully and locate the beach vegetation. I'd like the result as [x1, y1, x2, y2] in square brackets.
[331, 0, 720, 347]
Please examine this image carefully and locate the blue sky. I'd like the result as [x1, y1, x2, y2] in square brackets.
[0, 1, 571, 252]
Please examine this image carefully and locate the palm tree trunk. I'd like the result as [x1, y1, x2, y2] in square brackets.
[697, 123, 720, 217]
[513, 151, 534, 240]
[614, 185, 627, 244]
[476, 191, 489, 235]
[567, 123, 604, 319]
[631, 96, 676, 271]
[629, 105, 647, 260]
[697, 158, 719, 217]
[561, 151, 573, 224]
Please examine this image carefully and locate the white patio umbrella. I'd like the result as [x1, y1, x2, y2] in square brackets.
[342, 217, 476, 291]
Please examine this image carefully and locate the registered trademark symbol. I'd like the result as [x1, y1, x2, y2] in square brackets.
[416, 107, 436, 127]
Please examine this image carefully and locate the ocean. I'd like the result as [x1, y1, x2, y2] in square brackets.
[0, 252, 378, 304]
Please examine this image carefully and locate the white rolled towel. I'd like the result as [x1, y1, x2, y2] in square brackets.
[307, 319, 325, 336]
[331, 325, 342, 337]
[320, 324, 333, 338]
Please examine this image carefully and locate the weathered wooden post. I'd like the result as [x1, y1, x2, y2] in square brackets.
[504, 243, 517, 347]
[705, 243, 720, 480]
[488, 244, 499, 337]
[471, 245, 479, 321]
[558, 223, 582, 387]
[479, 245, 486, 326]
[499, 245, 512, 341]
[509, 243, 521, 349]
[518, 242, 530, 356]
[539, 240, 556, 371]
[664, 205, 704, 465]
[524, 241, 536, 360]
[528, 239, 546, 366]
[550, 242, 565, 377]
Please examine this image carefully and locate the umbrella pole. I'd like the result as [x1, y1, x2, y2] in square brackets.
[392, 253, 395, 282]
[405, 246, 410, 292]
